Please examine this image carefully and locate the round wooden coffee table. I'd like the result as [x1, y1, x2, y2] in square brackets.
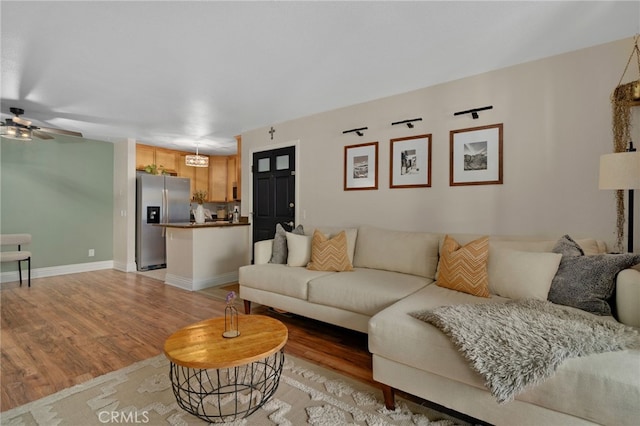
[164, 315, 288, 423]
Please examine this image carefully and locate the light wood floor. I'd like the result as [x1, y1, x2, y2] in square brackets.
[1, 269, 478, 424]
[0, 269, 373, 412]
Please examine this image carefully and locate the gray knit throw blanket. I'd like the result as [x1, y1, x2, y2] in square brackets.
[410, 299, 640, 403]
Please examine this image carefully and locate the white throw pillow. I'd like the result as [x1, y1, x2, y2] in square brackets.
[286, 232, 313, 267]
[488, 247, 562, 300]
[574, 238, 601, 255]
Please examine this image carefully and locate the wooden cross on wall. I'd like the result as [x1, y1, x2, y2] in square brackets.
[269, 127, 275, 140]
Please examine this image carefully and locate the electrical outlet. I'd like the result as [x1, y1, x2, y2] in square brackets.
[88, 249, 95, 257]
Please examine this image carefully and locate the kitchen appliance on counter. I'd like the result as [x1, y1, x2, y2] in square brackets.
[136, 174, 191, 271]
[216, 208, 227, 220]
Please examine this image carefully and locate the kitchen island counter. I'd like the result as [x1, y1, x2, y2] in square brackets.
[157, 222, 249, 229]
[158, 222, 250, 291]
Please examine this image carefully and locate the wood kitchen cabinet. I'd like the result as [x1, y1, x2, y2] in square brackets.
[136, 144, 178, 174]
[227, 155, 238, 201]
[136, 141, 241, 203]
[209, 156, 228, 201]
[234, 136, 242, 200]
[176, 154, 192, 192]
[136, 144, 156, 170]
[177, 154, 209, 200]
[155, 148, 178, 173]
[194, 166, 209, 198]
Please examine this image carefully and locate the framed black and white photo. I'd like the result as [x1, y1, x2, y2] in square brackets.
[390, 134, 432, 188]
[344, 141, 378, 190]
[450, 123, 503, 186]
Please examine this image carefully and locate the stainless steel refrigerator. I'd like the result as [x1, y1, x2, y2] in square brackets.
[136, 174, 191, 271]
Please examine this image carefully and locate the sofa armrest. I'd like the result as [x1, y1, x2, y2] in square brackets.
[254, 239, 274, 265]
[616, 268, 640, 328]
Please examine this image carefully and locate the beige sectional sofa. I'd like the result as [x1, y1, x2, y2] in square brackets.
[240, 226, 438, 333]
[238, 225, 640, 425]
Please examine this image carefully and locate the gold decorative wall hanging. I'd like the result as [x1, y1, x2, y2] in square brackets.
[611, 35, 640, 251]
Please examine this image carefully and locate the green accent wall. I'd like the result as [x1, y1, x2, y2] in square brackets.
[1, 135, 114, 270]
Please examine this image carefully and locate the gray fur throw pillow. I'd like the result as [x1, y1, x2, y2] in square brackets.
[548, 235, 640, 316]
[269, 223, 304, 264]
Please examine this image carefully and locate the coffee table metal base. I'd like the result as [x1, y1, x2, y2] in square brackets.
[169, 351, 285, 423]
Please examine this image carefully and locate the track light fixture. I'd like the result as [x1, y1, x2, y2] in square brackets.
[343, 127, 368, 136]
[453, 105, 493, 119]
[453, 105, 493, 120]
[391, 118, 423, 128]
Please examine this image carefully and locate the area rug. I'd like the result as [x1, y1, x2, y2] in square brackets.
[0, 353, 465, 425]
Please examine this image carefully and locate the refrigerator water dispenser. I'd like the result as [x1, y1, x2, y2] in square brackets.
[147, 206, 160, 224]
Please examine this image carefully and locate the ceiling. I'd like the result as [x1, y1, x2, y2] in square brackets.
[1, 1, 638, 155]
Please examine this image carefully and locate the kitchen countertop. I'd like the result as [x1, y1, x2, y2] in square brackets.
[156, 222, 249, 229]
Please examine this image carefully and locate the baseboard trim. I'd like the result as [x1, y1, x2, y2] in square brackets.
[113, 260, 137, 273]
[0, 261, 114, 286]
[164, 271, 239, 291]
[164, 273, 192, 291]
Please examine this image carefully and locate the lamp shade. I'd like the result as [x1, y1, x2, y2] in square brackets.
[599, 151, 640, 190]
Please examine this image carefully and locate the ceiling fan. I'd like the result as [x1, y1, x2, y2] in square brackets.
[0, 107, 83, 140]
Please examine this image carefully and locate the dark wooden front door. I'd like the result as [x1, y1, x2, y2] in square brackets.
[252, 146, 296, 245]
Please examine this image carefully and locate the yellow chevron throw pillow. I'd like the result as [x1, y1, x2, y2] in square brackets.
[437, 235, 490, 297]
[307, 230, 354, 272]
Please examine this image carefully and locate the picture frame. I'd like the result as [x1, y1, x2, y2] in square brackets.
[344, 141, 378, 190]
[390, 134, 432, 188]
[450, 123, 503, 186]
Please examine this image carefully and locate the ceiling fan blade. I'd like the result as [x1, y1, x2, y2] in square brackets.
[32, 130, 55, 140]
[37, 126, 83, 138]
[12, 116, 32, 127]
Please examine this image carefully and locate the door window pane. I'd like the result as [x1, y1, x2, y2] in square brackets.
[276, 155, 289, 170]
[258, 158, 270, 172]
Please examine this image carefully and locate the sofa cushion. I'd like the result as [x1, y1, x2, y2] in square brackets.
[308, 268, 431, 316]
[238, 264, 334, 300]
[489, 237, 602, 255]
[549, 235, 640, 316]
[286, 232, 313, 267]
[368, 284, 639, 426]
[269, 223, 304, 264]
[437, 235, 490, 297]
[410, 299, 640, 404]
[369, 285, 504, 389]
[489, 239, 553, 252]
[353, 226, 439, 278]
[307, 230, 354, 272]
[488, 248, 562, 300]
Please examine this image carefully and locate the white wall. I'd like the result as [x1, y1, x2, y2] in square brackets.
[113, 138, 137, 272]
[241, 38, 640, 252]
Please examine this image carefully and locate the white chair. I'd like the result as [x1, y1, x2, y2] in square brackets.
[0, 234, 31, 287]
